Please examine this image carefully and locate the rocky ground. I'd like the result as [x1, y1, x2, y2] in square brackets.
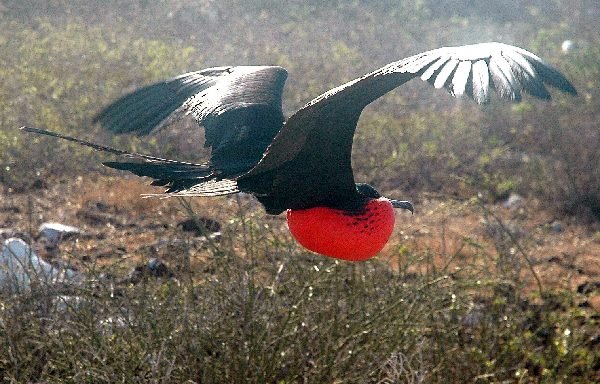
[1, 174, 599, 311]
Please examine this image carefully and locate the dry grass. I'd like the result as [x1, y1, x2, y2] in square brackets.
[1, 177, 598, 382]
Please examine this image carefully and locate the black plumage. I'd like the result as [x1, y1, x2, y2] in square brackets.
[23, 42, 576, 214]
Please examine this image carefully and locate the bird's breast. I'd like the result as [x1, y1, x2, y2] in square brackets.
[286, 198, 395, 261]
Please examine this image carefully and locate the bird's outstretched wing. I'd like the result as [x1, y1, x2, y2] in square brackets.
[240, 42, 576, 212]
[95, 66, 288, 176]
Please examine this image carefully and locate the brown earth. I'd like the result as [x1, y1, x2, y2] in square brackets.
[1, 175, 598, 310]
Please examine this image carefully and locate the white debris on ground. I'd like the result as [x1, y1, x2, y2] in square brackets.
[502, 193, 524, 210]
[38, 222, 82, 247]
[0, 238, 79, 293]
[561, 39, 576, 54]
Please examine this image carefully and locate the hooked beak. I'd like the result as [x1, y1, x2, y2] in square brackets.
[390, 199, 414, 214]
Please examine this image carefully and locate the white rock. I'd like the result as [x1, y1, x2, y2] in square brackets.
[502, 193, 524, 210]
[0, 238, 78, 293]
[561, 40, 576, 54]
[38, 222, 81, 246]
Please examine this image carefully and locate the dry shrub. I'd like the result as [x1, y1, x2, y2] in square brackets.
[1, 208, 597, 383]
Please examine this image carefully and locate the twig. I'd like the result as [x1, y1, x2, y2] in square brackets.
[475, 198, 544, 296]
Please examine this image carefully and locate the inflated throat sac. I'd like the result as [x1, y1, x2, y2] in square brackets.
[286, 198, 395, 261]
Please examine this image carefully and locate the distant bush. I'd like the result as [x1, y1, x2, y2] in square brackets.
[511, 39, 600, 220]
[0, 20, 200, 188]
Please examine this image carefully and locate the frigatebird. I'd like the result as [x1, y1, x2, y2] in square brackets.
[22, 42, 576, 261]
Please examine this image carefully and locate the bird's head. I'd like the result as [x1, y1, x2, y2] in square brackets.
[355, 183, 414, 214]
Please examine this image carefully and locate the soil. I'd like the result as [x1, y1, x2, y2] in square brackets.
[1, 174, 598, 310]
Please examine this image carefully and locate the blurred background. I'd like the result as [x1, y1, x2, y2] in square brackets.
[1, 0, 598, 217]
[0, 1, 598, 382]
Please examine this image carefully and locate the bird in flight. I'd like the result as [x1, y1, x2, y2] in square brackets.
[22, 42, 576, 261]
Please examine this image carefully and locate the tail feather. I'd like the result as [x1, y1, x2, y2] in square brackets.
[102, 161, 214, 193]
[20, 126, 237, 195]
[20, 126, 188, 163]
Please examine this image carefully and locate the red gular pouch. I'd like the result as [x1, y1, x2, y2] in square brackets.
[286, 197, 395, 261]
